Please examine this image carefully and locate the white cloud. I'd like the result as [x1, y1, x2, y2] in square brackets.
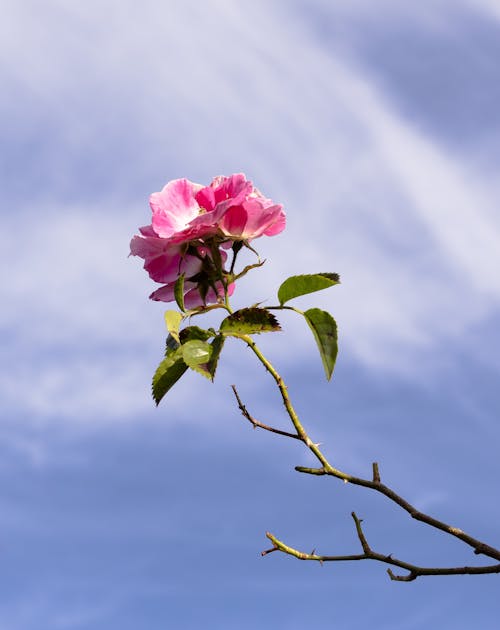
[2, 0, 500, 422]
[465, 0, 500, 21]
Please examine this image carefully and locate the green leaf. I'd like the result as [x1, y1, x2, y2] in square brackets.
[220, 308, 281, 336]
[174, 274, 185, 312]
[152, 327, 216, 404]
[181, 340, 213, 368]
[303, 308, 338, 380]
[207, 335, 225, 380]
[152, 354, 188, 405]
[164, 310, 183, 343]
[277, 273, 340, 305]
[180, 339, 214, 380]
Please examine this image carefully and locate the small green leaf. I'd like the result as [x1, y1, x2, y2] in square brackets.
[181, 340, 213, 368]
[303, 308, 338, 380]
[220, 308, 281, 336]
[179, 326, 212, 343]
[278, 273, 340, 305]
[152, 354, 188, 405]
[164, 310, 183, 343]
[174, 274, 185, 312]
[180, 340, 214, 381]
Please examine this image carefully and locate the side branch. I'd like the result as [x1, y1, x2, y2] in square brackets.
[263, 513, 500, 581]
[231, 385, 301, 440]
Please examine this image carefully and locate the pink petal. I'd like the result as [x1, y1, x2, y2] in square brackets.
[150, 178, 203, 238]
[263, 207, 286, 235]
[219, 205, 248, 237]
[130, 235, 203, 283]
[210, 173, 251, 204]
[130, 234, 167, 259]
[149, 280, 197, 303]
[220, 198, 285, 240]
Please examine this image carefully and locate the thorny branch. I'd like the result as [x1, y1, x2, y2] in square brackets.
[231, 341, 500, 581]
[261, 514, 500, 582]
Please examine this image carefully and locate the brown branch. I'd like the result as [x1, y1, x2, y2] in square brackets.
[231, 385, 302, 441]
[232, 340, 500, 581]
[294, 463, 500, 563]
[263, 514, 500, 581]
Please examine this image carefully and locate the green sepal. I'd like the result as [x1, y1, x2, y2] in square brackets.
[233, 259, 265, 280]
[277, 273, 340, 305]
[303, 308, 338, 380]
[220, 307, 281, 336]
[164, 310, 183, 343]
[174, 274, 185, 312]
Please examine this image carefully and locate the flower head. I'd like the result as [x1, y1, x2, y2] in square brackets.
[130, 173, 285, 306]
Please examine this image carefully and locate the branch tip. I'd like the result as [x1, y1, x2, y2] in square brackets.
[352, 512, 371, 554]
[387, 568, 417, 582]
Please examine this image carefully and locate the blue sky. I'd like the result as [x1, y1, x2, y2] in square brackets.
[1, 0, 500, 628]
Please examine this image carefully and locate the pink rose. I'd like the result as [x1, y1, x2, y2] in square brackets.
[131, 173, 285, 305]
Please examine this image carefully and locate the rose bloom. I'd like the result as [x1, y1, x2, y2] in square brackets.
[131, 173, 285, 305]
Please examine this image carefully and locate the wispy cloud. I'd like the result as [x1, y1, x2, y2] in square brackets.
[465, 0, 500, 21]
[2, 0, 499, 423]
